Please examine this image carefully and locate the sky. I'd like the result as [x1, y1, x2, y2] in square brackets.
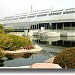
[0, 0, 75, 18]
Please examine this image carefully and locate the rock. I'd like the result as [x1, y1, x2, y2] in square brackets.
[30, 63, 62, 69]
[4, 44, 42, 54]
[44, 56, 55, 63]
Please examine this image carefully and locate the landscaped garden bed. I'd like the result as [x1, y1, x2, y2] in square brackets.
[0, 24, 42, 59]
[4, 44, 42, 54]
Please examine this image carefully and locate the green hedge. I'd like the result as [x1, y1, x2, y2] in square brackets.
[53, 47, 75, 68]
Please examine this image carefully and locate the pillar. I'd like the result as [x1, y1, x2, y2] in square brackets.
[70, 23, 72, 30]
[63, 23, 64, 30]
[56, 23, 57, 30]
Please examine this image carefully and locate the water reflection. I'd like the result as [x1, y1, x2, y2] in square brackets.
[31, 36, 60, 45]
[22, 53, 33, 58]
[30, 36, 75, 47]
[5, 55, 14, 61]
[41, 50, 58, 57]
[5, 53, 33, 60]
[0, 59, 5, 67]
[52, 37, 75, 47]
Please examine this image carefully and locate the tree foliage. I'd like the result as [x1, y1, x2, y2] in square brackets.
[0, 24, 4, 30]
[0, 48, 5, 59]
[53, 47, 75, 68]
[0, 33, 32, 51]
[4, 28, 13, 33]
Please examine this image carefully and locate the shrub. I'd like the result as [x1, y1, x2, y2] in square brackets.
[53, 47, 75, 68]
[0, 30, 32, 51]
[7, 34, 32, 50]
[0, 48, 5, 59]
[0, 24, 4, 30]
[0, 34, 13, 50]
[0, 29, 5, 34]
[4, 28, 13, 33]
[23, 45, 34, 50]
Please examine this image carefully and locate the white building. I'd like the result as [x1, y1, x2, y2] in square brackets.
[0, 8, 75, 32]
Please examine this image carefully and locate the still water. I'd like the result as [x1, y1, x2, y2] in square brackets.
[1, 36, 75, 67]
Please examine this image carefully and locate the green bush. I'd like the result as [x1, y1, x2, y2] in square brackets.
[0, 48, 5, 59]
[0, 24, 4, 30]
[0, 25, 32, 51]
[4, 28, 13, 33]
[0, 24, 32, 51]
[0, 34, 13, 50]
[0, 33, 32, 51]
[53, 47, 75, 68]
[7, 34, 32, 50]
[0, 29, 5, 34]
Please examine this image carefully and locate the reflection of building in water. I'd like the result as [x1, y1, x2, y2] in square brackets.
[32, 36, 75, 47]
[33, 36, 60, 45]
[52, 40, 75, 47]
[5, 53, 33, 60]
[52, 37, 75, 47]
[0, 59, 5, 67]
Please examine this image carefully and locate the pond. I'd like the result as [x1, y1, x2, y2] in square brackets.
[1, 36, 74, 67]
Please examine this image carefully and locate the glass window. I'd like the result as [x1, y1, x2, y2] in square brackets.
[12, 18, 18, 20]
[63, 10, 75, 14]
[7, 19, 11, 21]
[37, 14, 47, 17]
[39, 11, 49, 14]
[27, 15, 35, 18]
[49, 12, 62, 16]
[2, 20, 6, 21]
[19, 17, 26, 19]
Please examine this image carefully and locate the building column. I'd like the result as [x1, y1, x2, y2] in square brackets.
[35, 25, 36, 30]
[70, 23, 72, 30]
[56, 23, 57, 30]
[32, 25, 33, 30]
[63, 23, 64, 30]
[38, 24, 39, 29]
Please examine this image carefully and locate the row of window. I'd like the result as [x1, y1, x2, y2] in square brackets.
[49, 12, 62, 15]
[27, 15, 35, 18]
[14, 26, 30, 29]
[1, 10, 75, 21]
[37, 14, 47, 17]
[63, 10, 75, 14]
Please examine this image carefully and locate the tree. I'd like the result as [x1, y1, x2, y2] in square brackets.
[0, 24, 4, 30]
[4, 28, 13, 33]
[53, 47, 75, 68]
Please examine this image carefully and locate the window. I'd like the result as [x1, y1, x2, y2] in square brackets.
[27, 15, 35, 18]
[19, 17, 26, 19]
[39, 11, 49, 14]
[49, 12, 62, 16]
[7, 19, 11, 21]
[21, 15, 27, 16]
[2, 20, 6, 21]
[12, 18, 18, 20]
[37, 14, 47, 17]
[63, 10, 75, 14]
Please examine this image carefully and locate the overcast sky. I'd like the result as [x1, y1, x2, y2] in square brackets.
[0, 0, 75, 18]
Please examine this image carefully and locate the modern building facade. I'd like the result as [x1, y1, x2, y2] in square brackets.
[0, 8, 75, 32]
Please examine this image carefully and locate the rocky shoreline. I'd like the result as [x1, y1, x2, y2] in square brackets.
[4, 44, 42, 54]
